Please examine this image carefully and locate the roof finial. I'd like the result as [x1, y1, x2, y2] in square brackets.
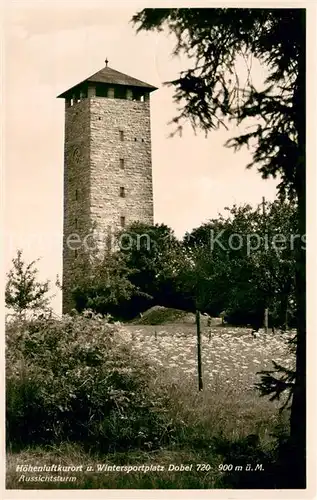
[105, 58, 109, 67]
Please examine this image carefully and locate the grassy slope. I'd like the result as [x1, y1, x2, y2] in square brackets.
[7, 324, 292, 489]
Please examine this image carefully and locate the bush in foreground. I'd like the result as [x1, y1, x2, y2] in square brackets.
[6, 313, 174, 452]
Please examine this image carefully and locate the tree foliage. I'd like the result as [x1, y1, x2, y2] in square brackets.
[119, 222, 192, 311]
[71, 250, 141, 319]
[5, 250, 52, 318]
[70, 223, 186, 319]
[74, 202, 297, 328]
[132, 8, 305, 199]
[184, 200, 297, 326]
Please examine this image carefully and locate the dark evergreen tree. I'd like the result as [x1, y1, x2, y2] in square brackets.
[133, 8, 306, 487]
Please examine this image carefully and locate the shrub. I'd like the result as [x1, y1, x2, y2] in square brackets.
[131, 306, 188, 325]
[6, 313, 174, 452]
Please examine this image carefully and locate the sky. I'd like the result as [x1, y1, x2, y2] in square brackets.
[4, 2, 280, 313]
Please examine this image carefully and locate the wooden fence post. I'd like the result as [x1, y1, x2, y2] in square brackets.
[196, 310, 203, 391]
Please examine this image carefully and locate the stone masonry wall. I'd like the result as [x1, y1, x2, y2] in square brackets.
[63, 99, 91, 313]
[62, 95, 154, 313]
[89, 97, 154, 245]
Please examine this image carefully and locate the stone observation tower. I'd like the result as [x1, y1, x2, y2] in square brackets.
[57, 61, 157, 313]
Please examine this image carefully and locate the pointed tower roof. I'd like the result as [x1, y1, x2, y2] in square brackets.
[57, 62, 157, 98]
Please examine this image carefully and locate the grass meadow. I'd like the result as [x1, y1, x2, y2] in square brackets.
[6, 319, 294, 489]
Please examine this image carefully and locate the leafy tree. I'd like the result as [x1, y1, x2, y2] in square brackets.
[5, 250, 52, 318]
[183, 200, 296, 325]
[252, 199, 297, 329]
[119, 222, 193, 311]
[71, 222, 194, 319]
[133, 8, 306, 486]
[71, 250, 143, 320]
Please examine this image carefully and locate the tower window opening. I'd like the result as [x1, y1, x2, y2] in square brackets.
[120, 216, 126, 227]
[75, 218, 78, 229]
[75, 189, 78, 201]
[120, 187, 125, 198]
[115, 86, 127, 100]
[119, 130, 124, 141]
[96, 84, 108, 98]
[74, 249, 78, 258]
[134, 137, 137, 142]
[120, 159, 124, 169]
